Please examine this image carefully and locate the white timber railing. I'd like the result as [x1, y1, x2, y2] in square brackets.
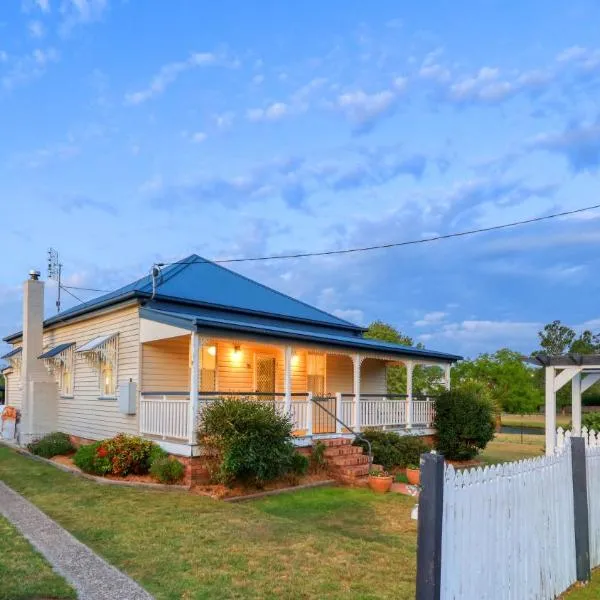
[140, 391, 437, 441]
[139, 394, 190, 440]
[440, 444, 577, 599]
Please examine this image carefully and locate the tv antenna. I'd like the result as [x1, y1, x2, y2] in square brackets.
[47, 248, 63, 313]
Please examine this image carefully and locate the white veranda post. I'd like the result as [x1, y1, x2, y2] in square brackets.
[353, 354, 362, 432]
[284, 345, 292, 414]
[444, 363, 451, 390]
[189, 332, 202, 446]
[406, 361, 414, 429]
[545, 366, 556, 455]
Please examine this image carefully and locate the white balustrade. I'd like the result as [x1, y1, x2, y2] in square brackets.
[360, 397, 407, 428]
[139, 395, 190, 440]
[412, 399, 435, 426]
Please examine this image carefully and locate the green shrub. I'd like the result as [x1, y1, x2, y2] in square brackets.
[434, 386, 495, 460]
[27, 432, 73, 458]
[73, 434, 164, 477]
[150, 457, 185, 484]
[73, 442, 112, 475]
[310, 441, 327, 471]
[291, 452, 309, 475]
[198, 397, 297, 486]
[582, 412, 600, 432]
[353, 430, 429, 470]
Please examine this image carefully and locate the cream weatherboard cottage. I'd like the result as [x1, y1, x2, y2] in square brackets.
[1, 255, 460, 466]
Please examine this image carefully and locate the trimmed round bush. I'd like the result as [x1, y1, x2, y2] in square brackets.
[353, 430, 429, 470]
[27, 432, 74, 458]
[198, 397, 298, 486]
[582, 412, 600, 432]
[73, 434, 165, 477]
[150, 457, 185, 484]
[434, 385, 495, 461]
[73, 442, 112, 475]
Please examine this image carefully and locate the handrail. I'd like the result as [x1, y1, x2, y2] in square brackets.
[309, 395, 373, 470]
[141, 391, 190, 397]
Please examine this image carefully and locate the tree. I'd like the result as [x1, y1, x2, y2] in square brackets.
[364, 321, 444, 396]
[570, 330, 600, 354]
[537, 320, 576, 356]
[452, 349, 542, 414]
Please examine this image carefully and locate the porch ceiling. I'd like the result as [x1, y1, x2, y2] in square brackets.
[139, 304, 461, 364]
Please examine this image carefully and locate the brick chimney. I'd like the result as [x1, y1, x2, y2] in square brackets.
[20, 270, 55, 443]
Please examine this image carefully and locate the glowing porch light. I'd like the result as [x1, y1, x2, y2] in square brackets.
[291, 352, 299, 367]
[232, 345, 242, 360]
[207, 345, 216, 356]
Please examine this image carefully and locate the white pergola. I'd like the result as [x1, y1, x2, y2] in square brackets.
[529, 354, 600, 455]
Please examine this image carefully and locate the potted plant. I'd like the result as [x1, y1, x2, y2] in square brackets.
[406, 463, 420, 486]
[367, 469, 393, 494]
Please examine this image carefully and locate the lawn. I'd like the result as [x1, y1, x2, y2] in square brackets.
[0, 446, 417, 600]
[501, 412, 571, 430]
[480, 432, 545, 465]
[0, 515, 76, 600]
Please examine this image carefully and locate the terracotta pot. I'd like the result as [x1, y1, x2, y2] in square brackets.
[406, 468, 420, 486]
[368, 475, 393, 494]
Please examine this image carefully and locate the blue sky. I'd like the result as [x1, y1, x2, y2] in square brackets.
[1, 0, 600, 358]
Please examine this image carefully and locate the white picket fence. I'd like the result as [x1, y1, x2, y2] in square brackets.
[440, 444, 577, 599]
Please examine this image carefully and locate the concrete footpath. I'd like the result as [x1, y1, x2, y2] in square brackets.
[0, 481, 153, 600]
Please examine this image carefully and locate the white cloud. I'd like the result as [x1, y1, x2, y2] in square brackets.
[191, 131, 207, 143]
[36, 0, 51, 11]
[332, 308, 365, 325]
[59, 0, 108, 33]
[28, 20, 45, 38]
[336, 88, 397, 129]
[125, 51, 236, 105]
[1, 47, 59, 90]
[213, 111, 235, 130]
[247, 102, 290, 122]
[414, 311, 448, 327]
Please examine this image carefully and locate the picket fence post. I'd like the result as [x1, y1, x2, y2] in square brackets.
[416, 452, 445, 600]
[572, 437, 591, 583]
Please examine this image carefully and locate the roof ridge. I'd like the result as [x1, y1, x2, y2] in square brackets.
[177, 254, 362, 329]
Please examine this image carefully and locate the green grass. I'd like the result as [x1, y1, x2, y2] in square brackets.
[0, 446, 417, 599]
[0, 515, 76, 600]
[480, 432, 545, 465]
[501, 412, 571, 430]
[562, 570, 600, 598]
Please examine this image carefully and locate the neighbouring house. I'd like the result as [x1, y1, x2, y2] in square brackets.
[1, 255, 460, 480]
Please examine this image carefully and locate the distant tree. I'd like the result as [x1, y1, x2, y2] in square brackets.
[537, 320, 576, 356]
[570, 330, 600, 354]
[364, 321, 444, 396]
[452, 349, 542, 414]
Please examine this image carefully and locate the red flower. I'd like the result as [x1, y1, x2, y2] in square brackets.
[96, 445, 108, 458]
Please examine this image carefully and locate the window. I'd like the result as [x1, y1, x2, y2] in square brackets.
[76, 334, 118, 398]
[40, 343, 75, 397]
[201, 345, 217, 392]
[307, 352, 326, 396]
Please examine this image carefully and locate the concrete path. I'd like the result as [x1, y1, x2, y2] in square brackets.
[0, 481, 153, 600]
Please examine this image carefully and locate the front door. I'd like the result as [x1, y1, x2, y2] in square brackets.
[255, 355, 276, 398]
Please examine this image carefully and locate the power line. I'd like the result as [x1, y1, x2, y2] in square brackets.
[59, 285, 85, 304]
[58, 202, 600, 298]
[159, 202, 600, 265]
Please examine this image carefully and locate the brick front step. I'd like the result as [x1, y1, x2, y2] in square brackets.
[317, 438, 353, 448]
[323, 445, 362, 457]
[332, 464, 371, 478]
[328, 454, 370, 467]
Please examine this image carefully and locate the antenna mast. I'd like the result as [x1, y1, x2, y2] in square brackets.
[47, 248, 63, 313]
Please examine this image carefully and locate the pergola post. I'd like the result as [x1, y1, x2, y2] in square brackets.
[545, 366, 556, 456]
[443, 363, 451, 390]
[573, 372, 582, 437]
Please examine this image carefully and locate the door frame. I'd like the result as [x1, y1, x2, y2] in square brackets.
[253, 352, 277, 393]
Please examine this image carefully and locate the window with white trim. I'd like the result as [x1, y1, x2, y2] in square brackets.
[307, 352, 326, 396]
[201, 345, 217, 392]
[77, 334, 119, 398]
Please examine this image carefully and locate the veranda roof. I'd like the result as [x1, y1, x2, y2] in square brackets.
[1, 347, 22, 360]
[38, 342, 75, 359]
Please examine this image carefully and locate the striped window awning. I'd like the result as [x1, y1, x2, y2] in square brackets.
[1, 347, 22, 360]
[38, 342, 75, 360]
[76, 334, 116, 353]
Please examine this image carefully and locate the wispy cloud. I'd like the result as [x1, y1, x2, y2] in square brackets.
[59, 0, 109, 34]
[60, 194, 118, 216]
[528, 118, 600, 173]
[125, 51, 238, 105]
[1, 47, 59, 90]
[28, 20, 45, 38]
[414, 311, 448, 326]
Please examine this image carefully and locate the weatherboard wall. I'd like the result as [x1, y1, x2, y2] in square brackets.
[4, 369, 22, 409]
[41, 305, 140, 440]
